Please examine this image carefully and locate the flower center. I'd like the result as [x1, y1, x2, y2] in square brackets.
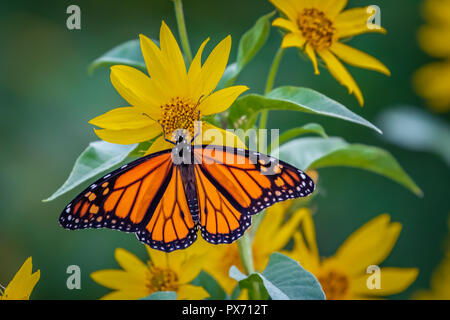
[160, 96, 201, 141]
[317, 270, 350, 300]
[297, 8, 335, 50]
[147, 266, 179, 292]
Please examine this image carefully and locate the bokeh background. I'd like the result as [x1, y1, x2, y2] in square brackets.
[0, 0, 449, 299]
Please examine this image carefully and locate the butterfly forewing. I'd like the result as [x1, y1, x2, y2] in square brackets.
[59, 150, 173, 232]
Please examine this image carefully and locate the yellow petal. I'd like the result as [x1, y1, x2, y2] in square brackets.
[200, 85, 249, 116]
[110, 65, 165, 111]
[146, 245, 168, 267]
[334, 215, 402, 275]
[352, 267, 418, 296]
[3, 257, 40, 300]
[321, 0, 348, 17]
[100, 290, 143, 300]
[331, 42, 390, 76]
[281, 33, 306, 48]
[198, 122, 247, 149]
[270, 208, 309, 253]
[89, 107, 157, 130]
[160, 21, 188, 91]
[272, 17, 299, 33]
[90, 269, 148, 294]
[177, 284, 209, 300]
[114, 248, 147, 274]
[188, 38, 210, 89]
[139, 34, 174, 98]
[192, 36, 231, 99]
[144, 135, 174, 155]
[317, 49, 364, 106]
[178, 255, 205, 284]
[269, 0, 299, 21]
[335, 7, 386, 39]
[305, 44, 319, 75]
[94, 124, 161, 145]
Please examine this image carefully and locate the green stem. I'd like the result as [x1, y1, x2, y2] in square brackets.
[259, 47, 285, 131]
[172, 0, 193, 64]
[237, 232, 261, 299]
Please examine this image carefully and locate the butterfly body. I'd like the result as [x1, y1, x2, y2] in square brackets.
[60, 142, 315, 252]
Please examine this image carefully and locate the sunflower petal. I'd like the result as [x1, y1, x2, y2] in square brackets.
[90, 269, 148, 294]
[178, 255, 204, 284]
[94, 124, 161, 145]
[352, 267, 418, 296]
[281, 33, 306, 48]
[200, 85, 249, 116]
[321, 0, 348, 17]
[110, 65, 165, 110]
[160, 21, 188, 92]
[193, 36, 231, 99]
[3, 257, 40, 300]
[144, 135, 174, 155]
[198, 123, 246, 149]
[177, 284, 209, 300]
[317, 49, 364, 106]
[188, 38, 210, 92]
[305, 44, 319, 75]
[331, 42, 390, 76]
[334, 215, 402, 275]
[272, 17, 299, 33]
[268, 208, 309, 255]
[146, 245, 168, 268]
[139, 34, 174, 98]
[89, 107, 157, 130]
[335, 7, 386, 39]
[114, 248, 147, 274]
[269, 0, 298, 21]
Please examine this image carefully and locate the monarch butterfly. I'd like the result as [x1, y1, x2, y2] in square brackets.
[59, 132, 315, 252]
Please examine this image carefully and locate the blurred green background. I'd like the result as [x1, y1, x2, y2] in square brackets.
[0, 0, 449, 299]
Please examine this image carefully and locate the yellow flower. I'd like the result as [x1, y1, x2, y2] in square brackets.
[285, 212, 418, 300]
[91, 246, 209, 300]
[0, 257, 40, 300]
[89, 21, 248, 154]
[414, 0, 450, 112]
[269, 0, 390, 106]
[200, 201, 309, 294]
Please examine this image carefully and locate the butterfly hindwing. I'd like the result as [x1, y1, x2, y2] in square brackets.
[59, 150, 173, 233]
[136, 166, 198, 252]
[194, 165, 251, 244]
[193, 146, 315, 244]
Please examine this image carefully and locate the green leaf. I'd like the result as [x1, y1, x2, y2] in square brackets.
[274, 137, 422, 196]
[228, 86, 382, 133]
[43, 141, 137, 202]
[217, 12, 274, 89]
[141, 291, 177, 300]
[309, 144, 423, 196]
[191, 271, 228, 300]
[377, 106, 450, 166]
[230, 253, 325, 300]
[237, 11, 274, 70]
[278, 123, 328, 146]
[89, 39, 149, 75]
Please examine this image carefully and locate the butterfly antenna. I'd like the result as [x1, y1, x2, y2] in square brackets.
[156, 120, 176, 145]
[142, 112, 156, 122]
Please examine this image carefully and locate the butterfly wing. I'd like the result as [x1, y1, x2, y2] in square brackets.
[193, 146, 315, 244]
[59, 150, 173, 233]
[136, 166, 198, 252]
